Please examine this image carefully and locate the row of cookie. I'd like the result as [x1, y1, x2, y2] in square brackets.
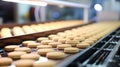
[0, 20, 83, 38]
[0, 54, 56, 67]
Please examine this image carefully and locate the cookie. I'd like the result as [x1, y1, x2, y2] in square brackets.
[76, 42, 90, 49]
[52, 36, 60, 42]
[4, 45, 19, 52]
[48, 42, 61, 48]
[0, 57, 12, 66]
[57, 44, 71, 50]
[33, 60, 55, 67]
[22, 40, 35, 46]
[13, 26, 25, 36]
[37, 49, 55, 56]
[14, 47, 31, 53]
[66, 40, 79, 47]
[58, 39, 66, 44]
[46, 51, 65, 59]
[37, 45, 52, 49]
[48, 34, 58, 40]
[27, 43, 40, 48]
[41, 40, 53, 45]
[83, 40, 94, 45]
[37, 37, 48, 42]
[66, 36, 74, 40]
[21, 53, 40, 60]
[15, 59, 35, 67]
[64, 47, 79, 54]
[8, 51, 27, 59]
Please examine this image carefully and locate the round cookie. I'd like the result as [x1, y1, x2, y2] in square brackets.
[14, 47, 31, 53]
[76, 42, 90, 49]
[46, 51, 65, 59]
[15, 59, 35, 67]
[21, 53, 40, 60]
[48, 42, 61, 48]
[52, 36, 60, 42]
[57, 44, 71, 50]
[22, 41, 35, 46]
[48, 34, 58, 40]
[58, 39, 66, 44]
[64, 47, 79, 54]
[37, 45, 52, 49]
[66, 36, 74, 40]
[37, 37, 48, 42]
[66, 40, 79, 47]
[0, 57, 12, 66]
[27, 43, 40, 48]
[33, 61, 55, 67]
[37, 49, 55, 56]
[41, 40, 53, 45]
[83, 40, 94, 45]
[8, 51, 26, 59]
[4, 45, 19, 52]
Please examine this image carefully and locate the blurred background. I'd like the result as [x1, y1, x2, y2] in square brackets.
[0, 0, 120, 24]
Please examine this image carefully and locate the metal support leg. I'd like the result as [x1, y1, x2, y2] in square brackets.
[83, 8, 89, 23]
[35, 6, 46, 22]
[40, 6, 46, 22]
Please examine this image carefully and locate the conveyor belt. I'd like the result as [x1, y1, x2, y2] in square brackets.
[57, 27, 120, 67]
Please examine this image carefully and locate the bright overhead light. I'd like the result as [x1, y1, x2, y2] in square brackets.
[94, 4, 103, 11]
[2, 0, 47, 6]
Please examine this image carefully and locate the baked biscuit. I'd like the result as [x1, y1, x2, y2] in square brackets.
[27, 43, 40, 48]
[15, 59, 35, 67]
[41, 40, 53, 45]
[37, 45, 52, 49]
[14, 47, 31, 53]
[0, 57, 12, 66]
[22, 41, 35, 46]
[46, 51, 65, 59]
[4, 45, 19, 52]
[21, 53, 40, 60]
[58, 39, 66, 44]
[33, 60, 55, 67]
[48, 42, 61, 48]
[37, 37, 48, 42]
[64, 47, 79, 54]
[37, 49, 55, 56]
[66, 40, 79, 47]
[8, 51, 26, 59]
[57, 44, 71, 50]
[76, 42, 90, 49]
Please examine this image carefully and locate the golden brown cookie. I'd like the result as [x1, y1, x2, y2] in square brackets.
[14, 47, 31, 53]
[21, 53, 40, 60]
[58, 39, 66, 44]
[27, 43, 41, 48]
[76, 42, 90, 49]
[37, 45, 52, 49]
[8, 51, 27, 59]
[66, 40, 79, 47]
[15, 59, 35, 67]
[0, 57, 12, 66]
[48, 34, 58, 40]
[37, 37, 48, 42]
[41, 40, 53, 45]
[57, 44, 71, 50]
[64, 47, 79, 54]
[22, 40, 35, 46]
[4, 45, 19, 52]
[33, 60, 55, 67]
[48, 42, 61, 48]
[46, 51, 65, 59]
[37, 49, 55, 56]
